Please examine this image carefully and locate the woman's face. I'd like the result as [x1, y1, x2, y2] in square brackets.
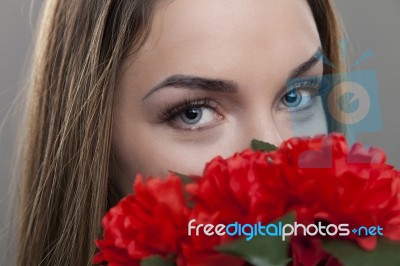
[113, 0, 327, 195]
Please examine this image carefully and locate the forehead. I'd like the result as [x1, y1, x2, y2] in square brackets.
[123, 0, 321, 89]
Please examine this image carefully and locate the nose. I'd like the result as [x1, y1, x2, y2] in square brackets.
[237, 112, 284, 151]
[244, 122, 283, 148]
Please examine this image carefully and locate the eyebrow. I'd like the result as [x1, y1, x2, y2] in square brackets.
[143, 75, 238, 100]
[142, 48, 323, 100]
[288, 48, 323, 79]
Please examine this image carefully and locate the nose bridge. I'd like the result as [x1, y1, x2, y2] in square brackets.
[243, 111, 283, 147]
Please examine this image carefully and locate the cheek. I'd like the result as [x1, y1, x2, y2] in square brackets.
[112, 115, 222, 186]
[112, 127, 227, 196]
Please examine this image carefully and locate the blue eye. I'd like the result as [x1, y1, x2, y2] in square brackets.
[282, 89, 302, 107]
[279, 77, 326, 111]
[180, 108, 203, 124]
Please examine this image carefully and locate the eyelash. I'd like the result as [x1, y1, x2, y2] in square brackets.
[277, 77, 328, 110]
[159, 77, 328, 126]
[290, 77, 328, 96]
[160, 97, 217, 122]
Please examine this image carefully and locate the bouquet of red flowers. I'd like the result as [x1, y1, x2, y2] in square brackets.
[93, 133, 400, 266]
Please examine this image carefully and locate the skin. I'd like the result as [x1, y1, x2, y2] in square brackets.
[112, 0, 327, 195]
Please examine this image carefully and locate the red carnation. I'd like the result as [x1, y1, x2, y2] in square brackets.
[93, 174, 190, 265]
[94, 133, 400, 266]
[182, 149, 289, 265]
[278, 133, 400, 264]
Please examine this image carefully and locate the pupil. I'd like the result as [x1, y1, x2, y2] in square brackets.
[185, 108, 200, 120]
[285, 91, 298, 103]
[180, 107, 203, 125]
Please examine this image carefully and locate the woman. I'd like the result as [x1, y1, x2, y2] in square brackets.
[17, 0, 345, 265]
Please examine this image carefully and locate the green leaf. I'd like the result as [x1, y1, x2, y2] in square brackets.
[169, 171, 193, 185]
[322, 238, 400, 266]
[216, 212, 295, 266]
[251, 139, 278, 152]
[140, 255, 175, 266]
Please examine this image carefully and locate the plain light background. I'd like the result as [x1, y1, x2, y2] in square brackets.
[1, 0, 399, 264]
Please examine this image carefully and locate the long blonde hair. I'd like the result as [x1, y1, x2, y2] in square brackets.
[16, 0, 345, 265]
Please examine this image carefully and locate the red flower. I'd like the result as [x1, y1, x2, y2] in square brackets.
[290, 234, 343, 266]
[278, 133, 400, 264]
[94, 133, 400, 266]
[182, 149, 288, 265]
[93, 174, 190, 265]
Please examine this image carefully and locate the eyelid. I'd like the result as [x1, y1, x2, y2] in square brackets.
[159, 97, 216, 121]
[276, 91, 314, 113]
[285, 76, 329, 96]
[275, 76, 326, 112]
[169, 113, 224, 131]
[158, 97, 225, 131]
